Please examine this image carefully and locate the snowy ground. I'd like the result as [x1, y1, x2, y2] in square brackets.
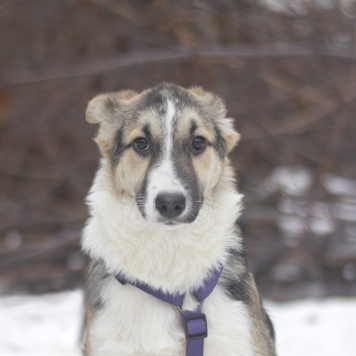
[266, 298, 356, 356]
[0, 290, 355, 356]
[0, 291, 83, 356]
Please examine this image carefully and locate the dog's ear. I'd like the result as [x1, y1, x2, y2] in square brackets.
[86, 90, 139, 158]
[189, 86, 240, 153]
[217, 118, 240, 153]
[86, 90, 139, 124]
[188, 86, 206, 97]
[86, 94, 110, 124]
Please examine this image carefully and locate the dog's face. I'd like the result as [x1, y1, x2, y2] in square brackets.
[86, 83, 239, 226]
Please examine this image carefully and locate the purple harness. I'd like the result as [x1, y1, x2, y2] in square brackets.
[115, 265, 223, 356]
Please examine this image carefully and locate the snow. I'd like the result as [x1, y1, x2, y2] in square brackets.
[266, 299, 356, 356]
[0, 290, 83, 356]
[1, 290, 356, 356]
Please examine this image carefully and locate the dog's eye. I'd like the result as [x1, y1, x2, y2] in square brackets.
[134, 137, 149, 152]
[192, 136, 206, 152]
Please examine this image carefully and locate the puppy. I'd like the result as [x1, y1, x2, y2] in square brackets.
[82, 82, 276, 355]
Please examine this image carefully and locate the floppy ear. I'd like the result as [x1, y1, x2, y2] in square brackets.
[85, 90, 139, 158]
[218, 117, 240, 153]
[85, 90, 138, 124]
[86, 94, 111, 124]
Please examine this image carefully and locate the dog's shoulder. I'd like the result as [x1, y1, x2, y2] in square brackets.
[219, 226, 276, 353]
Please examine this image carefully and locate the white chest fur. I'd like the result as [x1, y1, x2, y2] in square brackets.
[89, 277, 254, 356]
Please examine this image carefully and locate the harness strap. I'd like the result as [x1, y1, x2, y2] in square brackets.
[115, 265, 223, 356]
[182, 308, 206, 356]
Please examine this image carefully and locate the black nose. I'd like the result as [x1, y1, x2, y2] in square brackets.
[155, 193, 186, 219]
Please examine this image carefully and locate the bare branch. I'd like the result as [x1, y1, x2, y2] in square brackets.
[3, 44, 356, 88]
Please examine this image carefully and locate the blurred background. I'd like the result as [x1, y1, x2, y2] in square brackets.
[1, 0, 356, 304]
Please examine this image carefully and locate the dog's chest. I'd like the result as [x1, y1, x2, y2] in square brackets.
[90, 278, 182, 355]
[89, 278, 254, 356]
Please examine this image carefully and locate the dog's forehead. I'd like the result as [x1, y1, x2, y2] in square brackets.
[145, 83, 193, 104]
[140, 84, 198, 116]
[130, 84, 213, 132]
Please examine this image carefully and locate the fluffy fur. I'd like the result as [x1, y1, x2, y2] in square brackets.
[82, 83, 276, 355]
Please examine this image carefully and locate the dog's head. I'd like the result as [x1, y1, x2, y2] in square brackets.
[86, 83, 239, 226]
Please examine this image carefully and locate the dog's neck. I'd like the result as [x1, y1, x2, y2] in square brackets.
[82, 159, 243, 294]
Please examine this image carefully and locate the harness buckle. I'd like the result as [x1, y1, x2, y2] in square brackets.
[183, 313, 208, 341]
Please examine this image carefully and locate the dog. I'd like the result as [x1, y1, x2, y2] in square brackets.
[82, 82, 276, 356]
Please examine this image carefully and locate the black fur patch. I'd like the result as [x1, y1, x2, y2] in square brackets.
[221, 245, 251, 304]
[224, 270, 251, 304]
[105, 95, 119, 115]
[140, 85, 165, 111]
[229, 245, 247, 263]
[111, 127, 125, 166]
[153, 82, 200, 111]
[190, 120, 197, 135]
[171, 138, 203, 223]
[87, 259, 110, 310]
[213, 125, 226, 160]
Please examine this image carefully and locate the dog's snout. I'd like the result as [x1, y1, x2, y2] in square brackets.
[155, 193, 186, 219]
